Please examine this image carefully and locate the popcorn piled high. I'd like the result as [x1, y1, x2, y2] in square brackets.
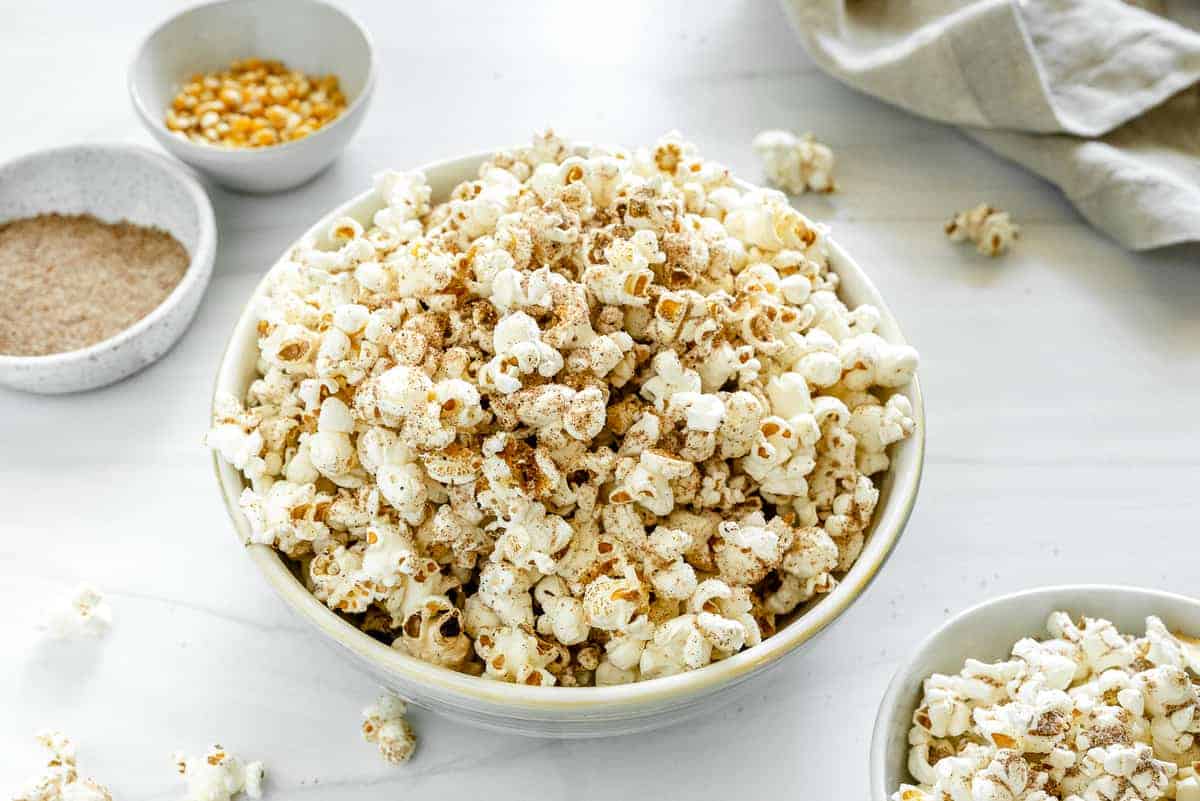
[945, 204, 1019, 257]
[752, 130, 836, 194]
[895, 613, 1200, 801]
[12, 732, 112, 801]
[207, 130, 919, 687]
[362, 693, 417, 764]
[37, 584, 112, 640]
[174, 745, 265, 801]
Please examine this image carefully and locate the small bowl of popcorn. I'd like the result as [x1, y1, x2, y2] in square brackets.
[129, 0, 375, 193]
[872, 585, 1200, 801]
[210, 131, 925, 736]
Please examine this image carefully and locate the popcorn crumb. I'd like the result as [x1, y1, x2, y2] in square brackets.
[37, 584, 112, 640]
[894, 613, 1200, 801]
[174, 745, 265, 801]
[944, 203, 1019, 257]
[209, 129, 920, 687]
[362, 693, 417, 764]
[12, 732, 112, 801]
[752, 129, 836, 194]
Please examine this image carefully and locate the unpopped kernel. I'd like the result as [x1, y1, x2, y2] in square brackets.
[208, 130, 919, 686]
[895, 613, 1200, 801]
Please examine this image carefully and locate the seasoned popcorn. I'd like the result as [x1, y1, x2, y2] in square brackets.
[945, 203, 1019, 257]
[12, 732, 112, 801]
[173, 745, 265, 801]
[362, 693, 417, 764]
[208, 130, 920, 686]
[37, 584, 112, 640]
[894, 613, 1200, 801]
[752, 130, 836, 194]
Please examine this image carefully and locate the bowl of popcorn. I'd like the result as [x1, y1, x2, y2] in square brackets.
[129, 0, 374, 193]
[209, 131, 925, 736]
[872, 585, 1200, 801]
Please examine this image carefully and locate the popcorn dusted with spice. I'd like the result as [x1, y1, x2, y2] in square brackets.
[894, 613, 1200, 801]
[12, 732, 112, 801]
[945, 203, 1019, 257]
[37, 584, 112, 640]
[208, 130, 919, 686]
[362, 693, 417, 764]
[174, 746, 265, 801]
[752, 130, 836, 194]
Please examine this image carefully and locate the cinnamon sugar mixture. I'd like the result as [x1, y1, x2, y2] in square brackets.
[0, 213, 189, 356]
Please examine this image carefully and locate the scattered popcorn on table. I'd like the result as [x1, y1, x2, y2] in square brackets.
[944, 203, 1019, 257]
[893, 613, 1200, 801]
[37, 584, 112, 640]
[12, 732, 112, 801]
[362, 693, 417, 764]
[752, 129, 836, 194]
[207, 129, 920, 686]
[174, 745, 265, 801]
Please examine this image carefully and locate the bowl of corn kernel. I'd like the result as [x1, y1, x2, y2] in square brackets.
[129, 0, 375, 193]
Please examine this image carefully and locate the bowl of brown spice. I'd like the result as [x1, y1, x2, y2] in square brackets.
[0, 144, 216, 394]
[128, 0, 376, 194]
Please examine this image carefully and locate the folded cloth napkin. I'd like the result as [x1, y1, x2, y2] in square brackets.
[781, 0, 1200, 250]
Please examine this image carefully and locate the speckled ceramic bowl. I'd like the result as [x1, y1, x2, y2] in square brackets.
[212, 149, 925, 737]
[129, 0, 375, 194]
[0, 144, 216, 395]
[870, 585, 1200, 800]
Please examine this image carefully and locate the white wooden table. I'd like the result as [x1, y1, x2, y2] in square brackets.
[3, 1, 1199, 798]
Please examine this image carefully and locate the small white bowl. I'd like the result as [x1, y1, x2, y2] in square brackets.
[0, 144, 216, 394]
[870, 585, 1200, 800]
[129, 0, 375, 194]
[212, 148, 926, 737]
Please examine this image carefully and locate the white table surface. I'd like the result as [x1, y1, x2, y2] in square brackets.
[3, 1, 1199, 798]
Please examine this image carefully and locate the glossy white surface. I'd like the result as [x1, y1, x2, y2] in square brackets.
[3, 1, 1199, 797]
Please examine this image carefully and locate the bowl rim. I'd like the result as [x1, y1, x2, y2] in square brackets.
[127, 0, 377, 158]
[0, 142, 216, 366]
[211, 146, 926, 710]
[868, 583, 1200, 800]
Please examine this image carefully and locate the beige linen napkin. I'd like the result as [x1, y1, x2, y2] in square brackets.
[781, 0, 1200, 249]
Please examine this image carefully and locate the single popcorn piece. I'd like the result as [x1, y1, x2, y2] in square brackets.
[12, 732, 112, 801]
[174, 745, 265, 801]
[894, 612, 1200, 801]
[208, 129, 920, 686]
[37, 584, 112, 640]
[752, 129, 836, 194]
[362, 693, 417, 764]
[944, 203, 1019, 257]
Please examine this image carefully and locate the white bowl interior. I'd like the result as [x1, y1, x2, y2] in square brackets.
[131, 0, 372, 134]
[873, 585, 1200, 798]
[212, 148, 925, 724]
[0, 146, 204, 256]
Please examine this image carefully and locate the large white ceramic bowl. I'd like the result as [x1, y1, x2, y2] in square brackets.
[0, 144, 216, 394]
[212, 149, 926, 737]
[871, 585, 1200, 800]
[129, 0, 375, 194]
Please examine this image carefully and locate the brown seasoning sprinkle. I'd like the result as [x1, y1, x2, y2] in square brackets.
[0, 213, 189, 356]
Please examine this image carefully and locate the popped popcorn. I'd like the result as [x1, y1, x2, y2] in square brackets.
[894, 613, 1200, 801]
[12, 732, 112, 801]
[37, 584, 112, 640]
[945, 203, 1020, 257]
[362, 693, 417, 764]
[174, 745, 265, 801]
[208, 130, 919, 686]
[752, 129, 837, 194]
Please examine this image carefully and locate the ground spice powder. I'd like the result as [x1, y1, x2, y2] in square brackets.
[0, 213, 190, 356]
